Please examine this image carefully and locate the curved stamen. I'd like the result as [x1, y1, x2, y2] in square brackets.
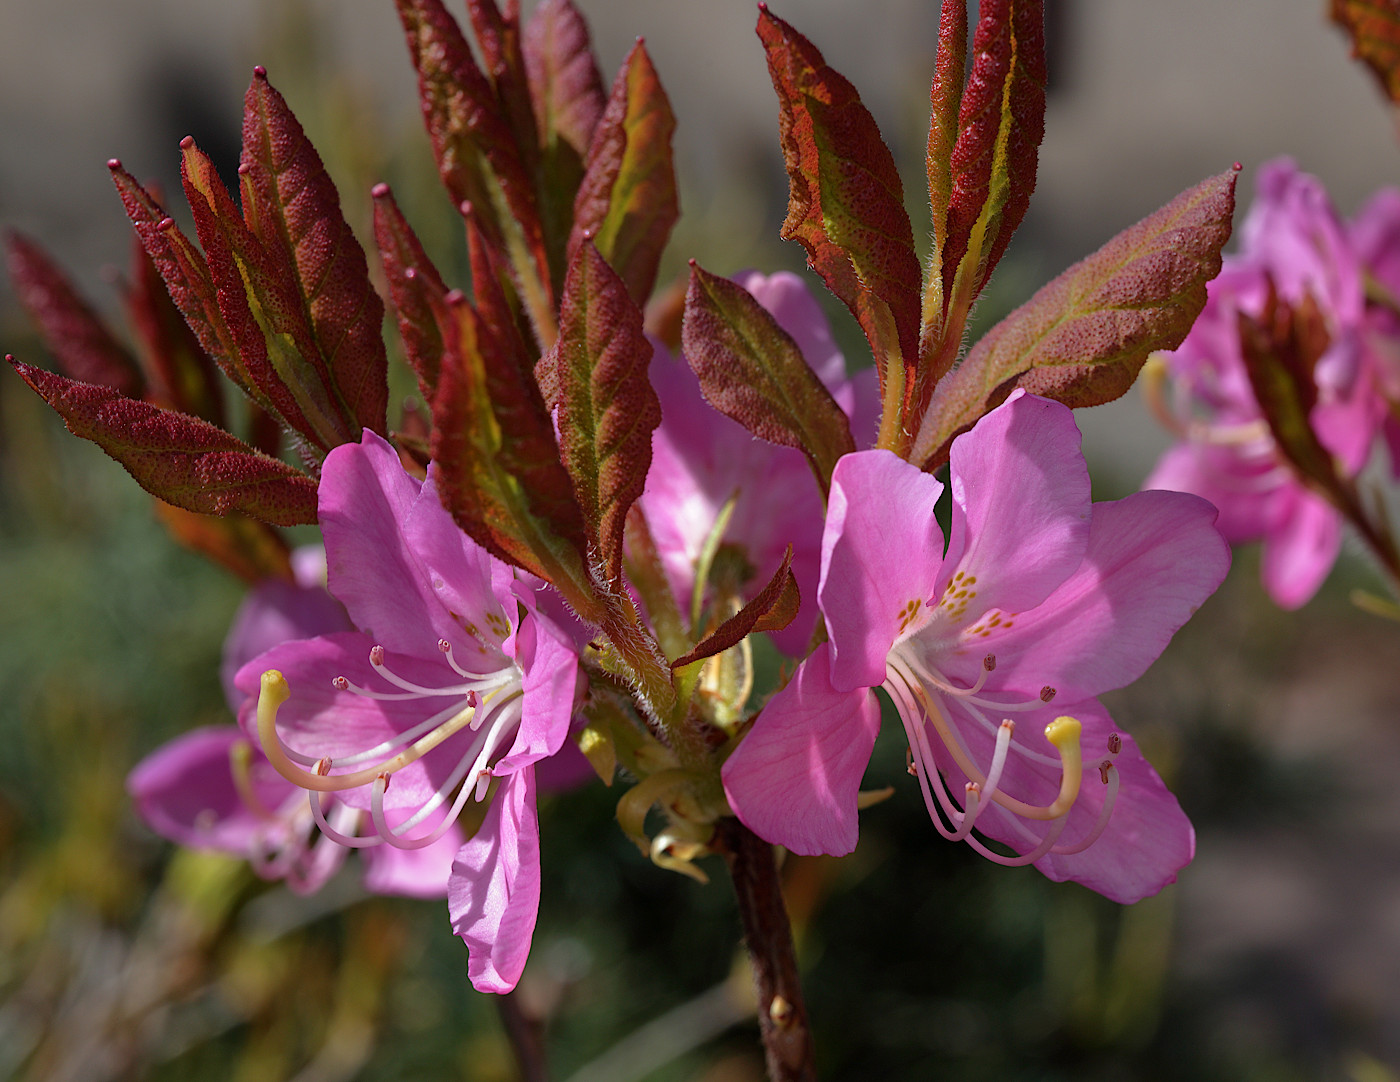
[309, 789, 382, 848]
[1052, 762, 1120, 855]
[369, 644, 505, 698]
[438, 639, 501, 680]
[369, 768, 480, 850]
[948, 720, 1014, 842]
[963, 810, 1070, 866]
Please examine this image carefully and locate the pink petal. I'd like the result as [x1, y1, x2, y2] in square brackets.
[722, 644, 882, 856]
[820, 450, 945, 690]
[1144, 441, 1274, 544]
[496, 613, 579, 775]
[450, 768, 541, 993]
[220, 576, 351, 710]
[940, 391, 1091, 620]
[962, 490, 1229, 702]
[1260, 486, 1341, 609]
[361, 820, 464, 899]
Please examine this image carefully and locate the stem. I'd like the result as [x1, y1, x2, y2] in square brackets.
[715, 818, 816, 1081]
[496, 989, 550, 1082]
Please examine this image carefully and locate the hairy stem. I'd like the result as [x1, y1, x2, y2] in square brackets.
[715, 817, 815, 1081]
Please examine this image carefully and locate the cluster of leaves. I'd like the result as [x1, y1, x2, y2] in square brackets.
[6, 0, 1239, 856]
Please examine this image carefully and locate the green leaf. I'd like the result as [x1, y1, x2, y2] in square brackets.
[757, 7, 922, 390]
[1332, 0, 1400, 104]
[913, 166, 1239, 470]
[549, 240, 660, 585]
[5, 231, 144, 397]
[681, 262, 854, 494]
[10, 357, 317, 526]
[570, 40, 679, 306]
[240, 67, 389, 438]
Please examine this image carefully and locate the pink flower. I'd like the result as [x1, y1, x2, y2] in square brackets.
[1146, 159, 1394, 607]
[237, 431, 581, 993]
[723, 392, 1229, 903]
[641, 270, 875, 654]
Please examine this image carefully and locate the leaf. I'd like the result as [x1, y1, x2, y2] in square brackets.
[913, 166, 1239, 470]
[124, 236, 227, 424]
[1332, 0, 1400, 104]
[937, 0, 1046, 319]
[671, 547, 799, 670]
[5, 231, 144, 397]
[757, 7, 922, 382]
[240, 67, 389, 438]
[569, 40, 679, 306]
[372, 182, 448, 398]
[11, 358, 318, 526]
[548, 240, 659, 584]
[182, 137, 351, 452]
[523, 0, 607, 286]
[923, 0, 968, 335]
[466, 0, 539, 159]
[430, 289, 590, 587]
[681, 262, 854, 493]
[395, 0, 552, 316]
[109, 161, 252, 405]
[154, 501, 294, 585]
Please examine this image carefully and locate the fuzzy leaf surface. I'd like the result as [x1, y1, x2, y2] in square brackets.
[914, 167, 1238, 469]
[682, 263, 853, 492]
[570, 41, 679, 306]
[549, 240, 659, 583]
[924, 0, 968, 328]
[372, 183, 448, 398]
[1332, 0, 1400, 103]
[12, 359, 317, 525]
[758, 8, 922, 375]
[5, 232, 144, 397]
[241, 69, 388, 437]
[671, 547, 799, 669]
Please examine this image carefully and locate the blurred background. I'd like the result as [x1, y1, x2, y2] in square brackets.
[4, 1, 1400, 1079]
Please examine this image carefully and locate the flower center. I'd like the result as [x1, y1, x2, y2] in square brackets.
[254, 637, 525, 852]
[883, 638, 1120, 866]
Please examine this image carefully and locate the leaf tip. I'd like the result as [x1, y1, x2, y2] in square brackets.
[179, 135, 195, 150]
[1233, 161, 1243, 172]
[106, 158, 122, 172]
[371, 181, 392, 199]
[253, 64, 268, 80]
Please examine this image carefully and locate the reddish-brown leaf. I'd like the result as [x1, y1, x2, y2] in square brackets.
[939, 0, 1045, 311]
[924, 0, 968, 323]
[671, 547, 799, 669]
[682, 262, 853, 494]
[548, 240, 659, 584]
[154, 501, 294, 585]
[241, 68, 389, 438]
[1332, 0, 1400, 103]
[372, 183, 448, 399]
[431, 290, 590, 585]
[467, 0, 539, 159]
[11, 357, 318, 525]
[396, 0, 551, 305]
[5, 231, 143, 397]
[758, 8, 922, 386]
[124, 236, 226, 424]
[913, 167, 1238, 470]
[569, 41, 679, 305]
[524, 0, 606, 157]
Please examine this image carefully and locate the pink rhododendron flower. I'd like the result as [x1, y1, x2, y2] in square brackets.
[723, 392, 1229, 903]
[641, 270, 875, 654]
[1147, 158, 1396, 607]
[237, 431, 581, 993]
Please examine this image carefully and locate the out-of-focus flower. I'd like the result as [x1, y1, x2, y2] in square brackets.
[1146, 158, 1398, 607]
[641, 270, 875, 655]
[724, 392, 1228, 903]
[238, 431, 581, 993]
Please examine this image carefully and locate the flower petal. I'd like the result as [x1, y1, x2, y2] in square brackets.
[820, 450, 945, 690]
[220, 576, 351, 709]
[361, 819, 464, 899]
[449, 768, 541, 993]
[940, 391, 1091, 621]
[963, 490, 1229, 701]
[1260, 486, 1340, 610]
[496, 612, 579, 775]
[722, 643, 882, 856]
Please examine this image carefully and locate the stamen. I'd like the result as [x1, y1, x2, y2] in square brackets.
[1040, 686, 1057, 703]
[1052, 762, 1120, 855]
[438, 638, 503, 680]
[948, 720, 1013, 842]
[983, 654, 997, 671]
[309, 790, 381, 848]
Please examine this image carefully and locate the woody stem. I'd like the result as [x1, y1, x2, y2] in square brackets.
[715, 817, 816, 1082]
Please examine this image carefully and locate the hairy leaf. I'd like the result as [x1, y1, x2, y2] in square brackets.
[466, 0, 539, 158]
[913, 167, 1239, 469]
[671, 547, 799, 670]
[1332, 0, 1400, 103]
[431, 290, 589, 586]
[5, 231, 144, 397]
[548, 240, 659, 583]
[758, 7, 922, 380]
[923, 0, 968, 336]
[11, 358, 318, 525]
[241, 67, 389, 437]
[938, 0, 1046, 315]
[682, 263, 854, 493]
[372, 183, 448, 398]
[570, 40, 679, 305]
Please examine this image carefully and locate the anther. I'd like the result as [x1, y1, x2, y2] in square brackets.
[983, 654, 997, 671]
[906, 747, 917, 776]
[377, 771, 391, 791]
[1107, 733, 1122, 754]
[438, 638, 451, 653]
[332, 676, 349, 690]
[370, 644, 386, 666]
[314, 757, 332, 776]
[1099, 761, 1113, 784]
[1039, 685, 1057, 702]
